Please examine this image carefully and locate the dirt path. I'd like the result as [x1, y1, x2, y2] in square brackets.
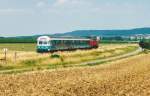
[73, 47, 142, 66]
[0, 52, 150, 96]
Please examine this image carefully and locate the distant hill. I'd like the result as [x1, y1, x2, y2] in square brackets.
[0, 27, 150, 43]
[57, 28, 150, 37]
[2, 27, 150, 38]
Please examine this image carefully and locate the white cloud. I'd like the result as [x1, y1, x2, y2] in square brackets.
[47, 0, 94, 15]
[54, 0, 68, 6]
[0, 9, 23, 13]
[36, 1, 46, 8]
[53, 0, 89, 7]
[0, 8, 33, 15]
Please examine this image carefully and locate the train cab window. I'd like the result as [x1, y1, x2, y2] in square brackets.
[38, 41, 49, 45]
[39, 41, 43, 45]
[43, 41, 47, 44]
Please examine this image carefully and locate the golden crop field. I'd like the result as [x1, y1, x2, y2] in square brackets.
[0, 44, 138, 72]
[0, 52, 149, 96]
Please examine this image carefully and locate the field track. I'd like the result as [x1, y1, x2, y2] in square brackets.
[74, 47, 142, 66]
[0, 53, 150, 96]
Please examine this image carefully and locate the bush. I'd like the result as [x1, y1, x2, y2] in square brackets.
[22, 59, 37, 66]
[142, 49, 150, 54]
[50, 54, 61, 58]
[139, 39, 150, 49]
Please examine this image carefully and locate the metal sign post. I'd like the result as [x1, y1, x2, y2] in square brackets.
[14, 52, 17, 62]
[3, 48, 8, 63]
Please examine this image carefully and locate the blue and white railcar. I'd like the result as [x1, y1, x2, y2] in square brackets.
[37, 36, 99, 52]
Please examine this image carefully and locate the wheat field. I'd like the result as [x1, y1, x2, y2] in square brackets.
[0, 52, 149, 96]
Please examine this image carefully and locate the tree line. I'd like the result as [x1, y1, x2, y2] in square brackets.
[0, 37, 36, 43]
[0, 36, 141, 44]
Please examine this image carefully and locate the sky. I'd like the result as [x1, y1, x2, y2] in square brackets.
[0, 0, 150, 36]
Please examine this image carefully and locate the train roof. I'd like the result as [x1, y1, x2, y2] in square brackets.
[37, 36, 91, 41]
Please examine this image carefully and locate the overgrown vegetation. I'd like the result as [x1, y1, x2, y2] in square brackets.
[0, 44, 138, 73]
[51, 54, 61, 58]
[139, 39, 150, 49]
[22, 59, 37, 66]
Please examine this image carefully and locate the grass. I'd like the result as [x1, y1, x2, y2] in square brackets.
[142, 49, 150, 54]
[22, 59, 37, 66]
[0, 43, 36, 51]
[0, 65, 15, 70]
[0, 53, 150, 95]
[0, 43, 139, 73]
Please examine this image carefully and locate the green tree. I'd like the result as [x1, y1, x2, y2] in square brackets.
[139, 39, 150, 49]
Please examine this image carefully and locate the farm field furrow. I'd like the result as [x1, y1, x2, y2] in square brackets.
[0, 53, 150, 96]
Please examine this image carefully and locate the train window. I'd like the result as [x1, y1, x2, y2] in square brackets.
[55, 40, 61, 45]
[38, 41, 49, 45]
[61, 40, 63, 44]
[51, 40, 55, 45]
[74, 40, 77, 45]
[67, 40, 70, 45]
[80, 40, 83, 44]
[78, 40, 80, 44]
[53, 40, 57, 45]
[39, 41, 42, 45]
[43, 41, 47, 44]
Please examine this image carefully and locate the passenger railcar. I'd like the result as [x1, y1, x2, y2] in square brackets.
[37, 36, 99, 52]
